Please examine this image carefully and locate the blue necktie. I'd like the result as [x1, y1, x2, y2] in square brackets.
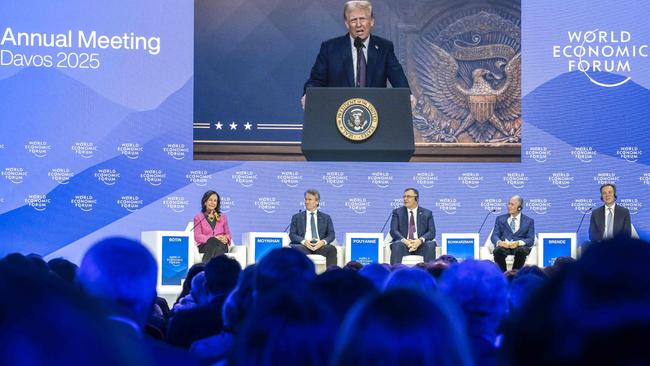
[510, 217, 516, 233]
[310, 212, 319, 240]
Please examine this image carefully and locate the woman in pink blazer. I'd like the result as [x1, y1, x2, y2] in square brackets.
[193, 190, 231, 263]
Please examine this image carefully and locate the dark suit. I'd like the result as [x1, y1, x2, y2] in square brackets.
[303, 34, 410, 93]
[289, 210, 337, 266]
[491, 213, 535, 272]
[166, 295, 227, 349]
[389, 206, 436, 264]
[588, 204, 632, 242]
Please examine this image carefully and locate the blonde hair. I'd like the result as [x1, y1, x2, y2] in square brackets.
[343, 1, 373, 21]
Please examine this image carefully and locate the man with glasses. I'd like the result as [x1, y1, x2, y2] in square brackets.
[301, 0, 411, 109]
[389, 188, 437, 264]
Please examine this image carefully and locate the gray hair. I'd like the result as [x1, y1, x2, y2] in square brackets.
[511, 195, 524, 210]
[304, 188, 320, 201]
[343, 1, 373, 20]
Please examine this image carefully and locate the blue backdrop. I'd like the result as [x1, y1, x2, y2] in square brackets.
[1, 0, 648, 262]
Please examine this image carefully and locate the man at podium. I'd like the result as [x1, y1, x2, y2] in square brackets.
[301, 0, 410, 109]
[389, 188, 437, 264]
[289, 189, 338, 267]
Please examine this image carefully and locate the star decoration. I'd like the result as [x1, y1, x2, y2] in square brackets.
[215, 122, 223, 130]
[229, 122, 238, 130]
[244, 122, 252, 130]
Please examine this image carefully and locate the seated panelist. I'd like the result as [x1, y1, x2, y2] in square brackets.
[193, 190, 231, 263]
[389, 188, 436, 265]
[289, 189, 338, 267]
[491, 195, 535, 272]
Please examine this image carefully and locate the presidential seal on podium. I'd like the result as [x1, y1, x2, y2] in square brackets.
[336, 98, 379, 141]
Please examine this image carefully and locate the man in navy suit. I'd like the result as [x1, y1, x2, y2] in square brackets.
[301, 0, 411, 109]
[389, 188, 436, 264]
[289, 189, 337, 267]
[588, 183, 632, 243]
[491, 195, 535, 272]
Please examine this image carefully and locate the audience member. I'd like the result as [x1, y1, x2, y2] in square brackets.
[543, 255, 575, 279]
[47, 257, 78, 284]
[343, 261, 363, 271]
[427, 261, 450, 279]
[439, 260, 508, 366]
[171, 271, 207, 314]
[436, 254, 459, 264]
[515, 265, 547, 279]
[174, 263, 205, 306]
[231, 287, 337, 366]
[503, 238, 650, 365]
[254, 247, 316, 300]
[0, 254, 136, 366]
[358, 262, 391, 290]
[308, 269, 377, 322]
[384, 266, 437, 296]
[191, 264, 257, 364]
[508, 274, 545, 314]
[331, 289, 472, 366]
[76, 237, 201, 365]
[166, 254, 241, 349]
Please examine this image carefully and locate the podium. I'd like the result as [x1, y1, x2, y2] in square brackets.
[303, 87, 414, 161]
[241, 232, 290, 265]
[345, 233, 384, 264]
[537, 233, 577, 267]
[441, 233, 480, 261]
[141, 230, 193, 296]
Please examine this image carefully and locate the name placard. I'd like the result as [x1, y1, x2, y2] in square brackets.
[538, 233, 576, 267]
[442, 233, 480, 261]
[254, 237, 283, 262]
[345, 233, 384, 264]
[161, 236, 189, 286]
[350, 237, 380, 265]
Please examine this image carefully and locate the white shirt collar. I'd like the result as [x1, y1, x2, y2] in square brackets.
[349, 34, 370, 48]
[509, 213, 521, 221]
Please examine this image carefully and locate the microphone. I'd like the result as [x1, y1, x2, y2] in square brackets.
[189, 209, 213, 231]
[575, 207, 593, 234]
[478, 209, 497, 234]
[379, 212, 393, 234]
[283, 209, 303, 232]
[354, 36, 364, 49]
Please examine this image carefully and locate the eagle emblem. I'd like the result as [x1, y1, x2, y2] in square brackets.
[414, 39, 520, 143]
